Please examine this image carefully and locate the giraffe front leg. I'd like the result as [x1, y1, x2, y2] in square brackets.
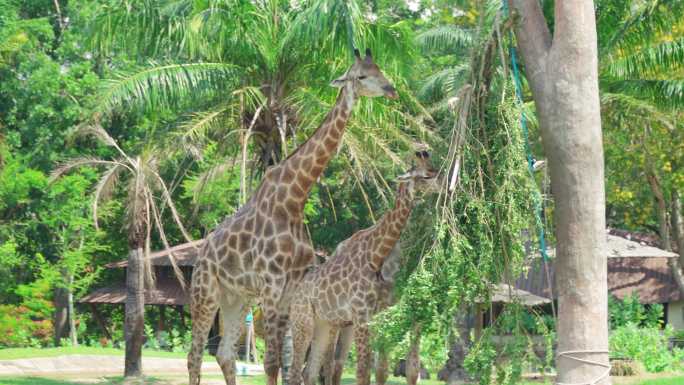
[321, 327, 339, 385]
[215, 296, 248, 385]
[353, 324, 371, 385]
[331, 326, 353, 385]
[303, 319, 333, 385]
[289, 303, 314, 385]
[263, 308, 288, 385]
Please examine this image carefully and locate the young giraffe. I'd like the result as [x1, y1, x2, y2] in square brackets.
[323, 243, 402, 385]
[187, 49, 398, 385]
[288, 151, 437, 385]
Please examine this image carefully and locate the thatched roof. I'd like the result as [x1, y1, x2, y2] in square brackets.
[479, 283, 552, 306]
[105, 240, 204, 268]
[79, 277, 189, 305]
[517, 232, 681, 304]
[541, 234, 677, 259]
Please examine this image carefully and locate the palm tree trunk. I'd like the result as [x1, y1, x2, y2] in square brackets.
[125, 247, 145, 377]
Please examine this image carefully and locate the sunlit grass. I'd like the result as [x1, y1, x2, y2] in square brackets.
[0, 346, 212, 360]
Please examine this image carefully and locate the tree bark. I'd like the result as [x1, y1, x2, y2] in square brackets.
[375, 347, 390, 385]
[124, 247, 145, 377]
[438, 306, 472, 384]
[670, 191, 684, 294]
[53, 278, 69, 346]
[647, 171, 671, 250]
[406, 325, 421, 385]
[509, 1, 610, 384]
[67, 272, 78, 346]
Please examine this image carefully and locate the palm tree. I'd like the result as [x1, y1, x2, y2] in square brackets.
[51, 124, 191, 377]
[596, 0, 684, 281]
[87, 0, 428, 204]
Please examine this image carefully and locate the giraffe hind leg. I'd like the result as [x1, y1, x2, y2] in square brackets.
[188, 265, 219, 385]
[216, 294, 249, 385]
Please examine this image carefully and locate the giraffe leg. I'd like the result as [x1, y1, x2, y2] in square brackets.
[263, 308, 288, 385]
[321, 329, 340, 385]
[216, 295, 248, 385]
[187, 266, 219, 385]
[303, 319, 333, 385]
[353, 324, 371, 385]
[289, 304, 314, 385]
[331, 326, 353, 385]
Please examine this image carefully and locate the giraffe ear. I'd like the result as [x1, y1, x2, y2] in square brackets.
[330, 74, 348, 88]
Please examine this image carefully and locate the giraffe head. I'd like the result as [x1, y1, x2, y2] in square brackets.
[330, 48, 398, 99]
[397, 150, 438, 192]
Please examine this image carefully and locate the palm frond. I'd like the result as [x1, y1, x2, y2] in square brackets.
[50, 157, 129, 182]
[98, 62, 239, 113]
[604, 78, 684, 107]
[605, 37, 684, 78]
[417, 26, 472, 53]
[92, 163, 124, 230]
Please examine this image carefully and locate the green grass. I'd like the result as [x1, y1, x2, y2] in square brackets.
[0, 377, 165, 385]
[0, 346, 212, 360]
[635, 377, 684, 385]
[0, 375, 682, 385]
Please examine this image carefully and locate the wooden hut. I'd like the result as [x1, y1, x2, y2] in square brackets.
[515, 232, 682, 329]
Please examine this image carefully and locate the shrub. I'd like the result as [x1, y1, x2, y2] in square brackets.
[609, 323, 681, 372]
[0, 305, 52, 347]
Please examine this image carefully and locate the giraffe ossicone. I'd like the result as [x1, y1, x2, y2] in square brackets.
[187, 49, 397, 385]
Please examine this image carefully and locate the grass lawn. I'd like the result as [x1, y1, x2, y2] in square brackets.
[0, 374, 444, 385]
[0, 347, 212, 360]
[0, 374, 682, 385]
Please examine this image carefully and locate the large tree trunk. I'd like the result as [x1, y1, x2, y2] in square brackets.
[125, 247, 145, 377]
[509, 1, 610, 384]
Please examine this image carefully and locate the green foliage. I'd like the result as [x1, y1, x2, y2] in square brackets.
[608, 293, 664, 329]
[609, 323, 684, 373]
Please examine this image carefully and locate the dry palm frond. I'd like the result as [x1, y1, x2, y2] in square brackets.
[147, 187, 187, 290]
[92, 163, 124, 230]
[50, 157, 129, 182]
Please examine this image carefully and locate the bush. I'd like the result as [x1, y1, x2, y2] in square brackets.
[609, 323, 682, 372]
[0, 305, 52, 347]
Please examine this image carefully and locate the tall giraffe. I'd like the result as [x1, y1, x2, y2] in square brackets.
[288, 151, 437, 385]
[187, 49, 398, 385]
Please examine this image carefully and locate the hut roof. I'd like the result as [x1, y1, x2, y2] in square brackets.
[479, 284, 552, 306]
[516, 232, 680, 304]
[105, 240, 204, 268]
[79, 277, 189, 305]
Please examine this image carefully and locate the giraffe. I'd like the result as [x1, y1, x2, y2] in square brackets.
[322, 243, 402, 385]
[288, 151, 437, 385]
[187, 48, 398, 385]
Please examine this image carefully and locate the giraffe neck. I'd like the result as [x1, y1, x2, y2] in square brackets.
[275, 84, 356, 213]
[368, 181, 414, 271]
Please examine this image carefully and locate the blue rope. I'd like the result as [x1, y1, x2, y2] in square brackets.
[503, 2, 550, 261]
